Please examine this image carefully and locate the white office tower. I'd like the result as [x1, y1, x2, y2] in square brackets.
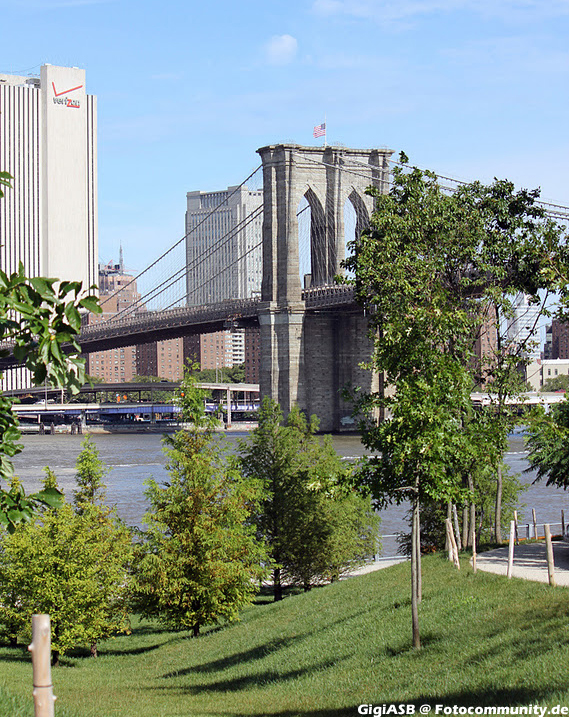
[185, 185, 263, 306]
[0, 65, 97, 388]
[507, 293, 542, 359]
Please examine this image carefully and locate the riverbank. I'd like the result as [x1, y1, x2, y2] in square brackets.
[19, 421, 260, 435]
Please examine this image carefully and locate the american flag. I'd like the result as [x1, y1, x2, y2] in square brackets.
[313, 123, 326, 138]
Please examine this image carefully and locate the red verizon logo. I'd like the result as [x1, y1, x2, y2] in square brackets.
[52, 82, 83, 108]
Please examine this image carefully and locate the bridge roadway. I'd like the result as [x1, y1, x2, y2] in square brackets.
[79, 285, 357, 353]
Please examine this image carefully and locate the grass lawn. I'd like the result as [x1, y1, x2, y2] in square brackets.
[2, 554, 569, 716]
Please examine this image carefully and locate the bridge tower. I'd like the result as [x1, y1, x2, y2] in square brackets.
[257, 143, 392, 432]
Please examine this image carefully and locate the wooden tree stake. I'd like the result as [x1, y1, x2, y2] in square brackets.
[28, 614, 56, 717]
[513, 510, 519, 545]
[452, 504, 462, 551]
[507, 520, 515, 579]
[545, 524, 556, 587]
[471, 507, 477, 574]
[532, 508, 538, 540]
[445, 518, 460, 569]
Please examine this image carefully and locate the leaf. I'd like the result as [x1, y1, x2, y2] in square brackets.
[32, 487, 65, 509]
[79, 296, 102, 313]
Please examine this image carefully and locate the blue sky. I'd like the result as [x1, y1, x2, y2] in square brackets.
[1, 0, 568, 273]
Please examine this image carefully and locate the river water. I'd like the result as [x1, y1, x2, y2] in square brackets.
[10, 431, 569, 557]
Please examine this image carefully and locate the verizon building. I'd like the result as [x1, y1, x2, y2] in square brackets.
[0, 64, 97, 290]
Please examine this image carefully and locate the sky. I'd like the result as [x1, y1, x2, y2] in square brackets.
[1, 0, 569, 274]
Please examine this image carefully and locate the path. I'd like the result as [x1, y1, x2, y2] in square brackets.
[475, 541, 569, 586]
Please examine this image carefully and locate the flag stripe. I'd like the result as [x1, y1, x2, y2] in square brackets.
[313, 123, 326, 138]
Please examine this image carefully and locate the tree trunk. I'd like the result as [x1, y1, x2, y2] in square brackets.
[273, 567, 283, 602]
[51, 649, 59, 668]
[90, 643, 97, 658]
[411, 494, 421, 650]
[414, 499, 422, 603]
[462, 503, 469, 548]
[452, 504, 462, 551]
[192, 623, 200, 637]
[495, 462, 503, 543]
[445, 502, 452, 553]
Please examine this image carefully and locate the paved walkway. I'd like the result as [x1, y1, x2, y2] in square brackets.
[475, 541, 569, 586]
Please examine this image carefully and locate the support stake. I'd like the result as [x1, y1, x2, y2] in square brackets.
[507, 520, 515, 579]
[545, 524, 556, 587]
[28, 614, 56, 717]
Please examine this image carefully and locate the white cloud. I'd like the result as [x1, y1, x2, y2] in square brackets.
[264, 35, 299, 66]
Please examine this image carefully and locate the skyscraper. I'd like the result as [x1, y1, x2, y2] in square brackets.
[0, 64, 97, 289]
[185, 185, 262, 306]
[506, 293, 542, 359]
[0, 64, 97, 389]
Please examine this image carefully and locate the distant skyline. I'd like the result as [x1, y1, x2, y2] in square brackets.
[1, 0, 568, 274]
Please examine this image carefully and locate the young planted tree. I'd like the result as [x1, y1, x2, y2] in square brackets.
[0, 470, 132, 664]
[73, 435, 107, 511]
[239, 397, 378, 598]
[135, 370, 267, 636]
[344, 154, 568, 647]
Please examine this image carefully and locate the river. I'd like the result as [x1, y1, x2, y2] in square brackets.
[10, 431, 569, 557]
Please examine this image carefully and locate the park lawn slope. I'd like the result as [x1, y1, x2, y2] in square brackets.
[2, 554, 569, 716]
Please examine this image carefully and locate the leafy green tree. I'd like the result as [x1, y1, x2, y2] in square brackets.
[0, 171, 11, 198]
[239, 397, 378, 598]
[540, 374, 569, 393]
[0, 496, 132, 665]
[344, 154, 568, 646]
[526, 398, 569, 489]
[0, 265, 100, 530]
[135, 370, 267, 636]
[73, 436, 107, 510]
[190, 363, 246, 384]
[0, 171, 101, 530]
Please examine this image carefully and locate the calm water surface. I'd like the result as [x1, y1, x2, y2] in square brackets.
[11, 432, 569, 557]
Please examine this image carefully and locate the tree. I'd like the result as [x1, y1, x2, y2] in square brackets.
[239, 397, 378, 599]
[344, 154, 569, 647]
[134, 370, 267, 636]
[0, 470, 132, 665]
[73, 435, 107, 510]
[526, 398, 569, 490]
[0, 170, 101, 531]
[540, 374, 569, 393]
[0, 267, 100, 531]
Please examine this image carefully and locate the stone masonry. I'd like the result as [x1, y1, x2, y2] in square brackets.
[256, 144, 392, 432]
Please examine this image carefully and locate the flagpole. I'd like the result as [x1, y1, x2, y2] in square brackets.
[324, 114, 327, 147]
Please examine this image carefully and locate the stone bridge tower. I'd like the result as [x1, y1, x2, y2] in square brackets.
[256, 143, 392, 432]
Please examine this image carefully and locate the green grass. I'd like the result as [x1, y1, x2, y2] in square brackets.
[2, 555, 569, 716]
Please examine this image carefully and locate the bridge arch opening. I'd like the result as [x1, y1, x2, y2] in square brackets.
[297, 188, 327, 289]
[342, 190, 370, 280]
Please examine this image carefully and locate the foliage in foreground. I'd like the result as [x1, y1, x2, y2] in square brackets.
[0, 502, 132, 662]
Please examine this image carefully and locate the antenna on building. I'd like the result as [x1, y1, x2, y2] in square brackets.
[119, 243, 124, 272]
